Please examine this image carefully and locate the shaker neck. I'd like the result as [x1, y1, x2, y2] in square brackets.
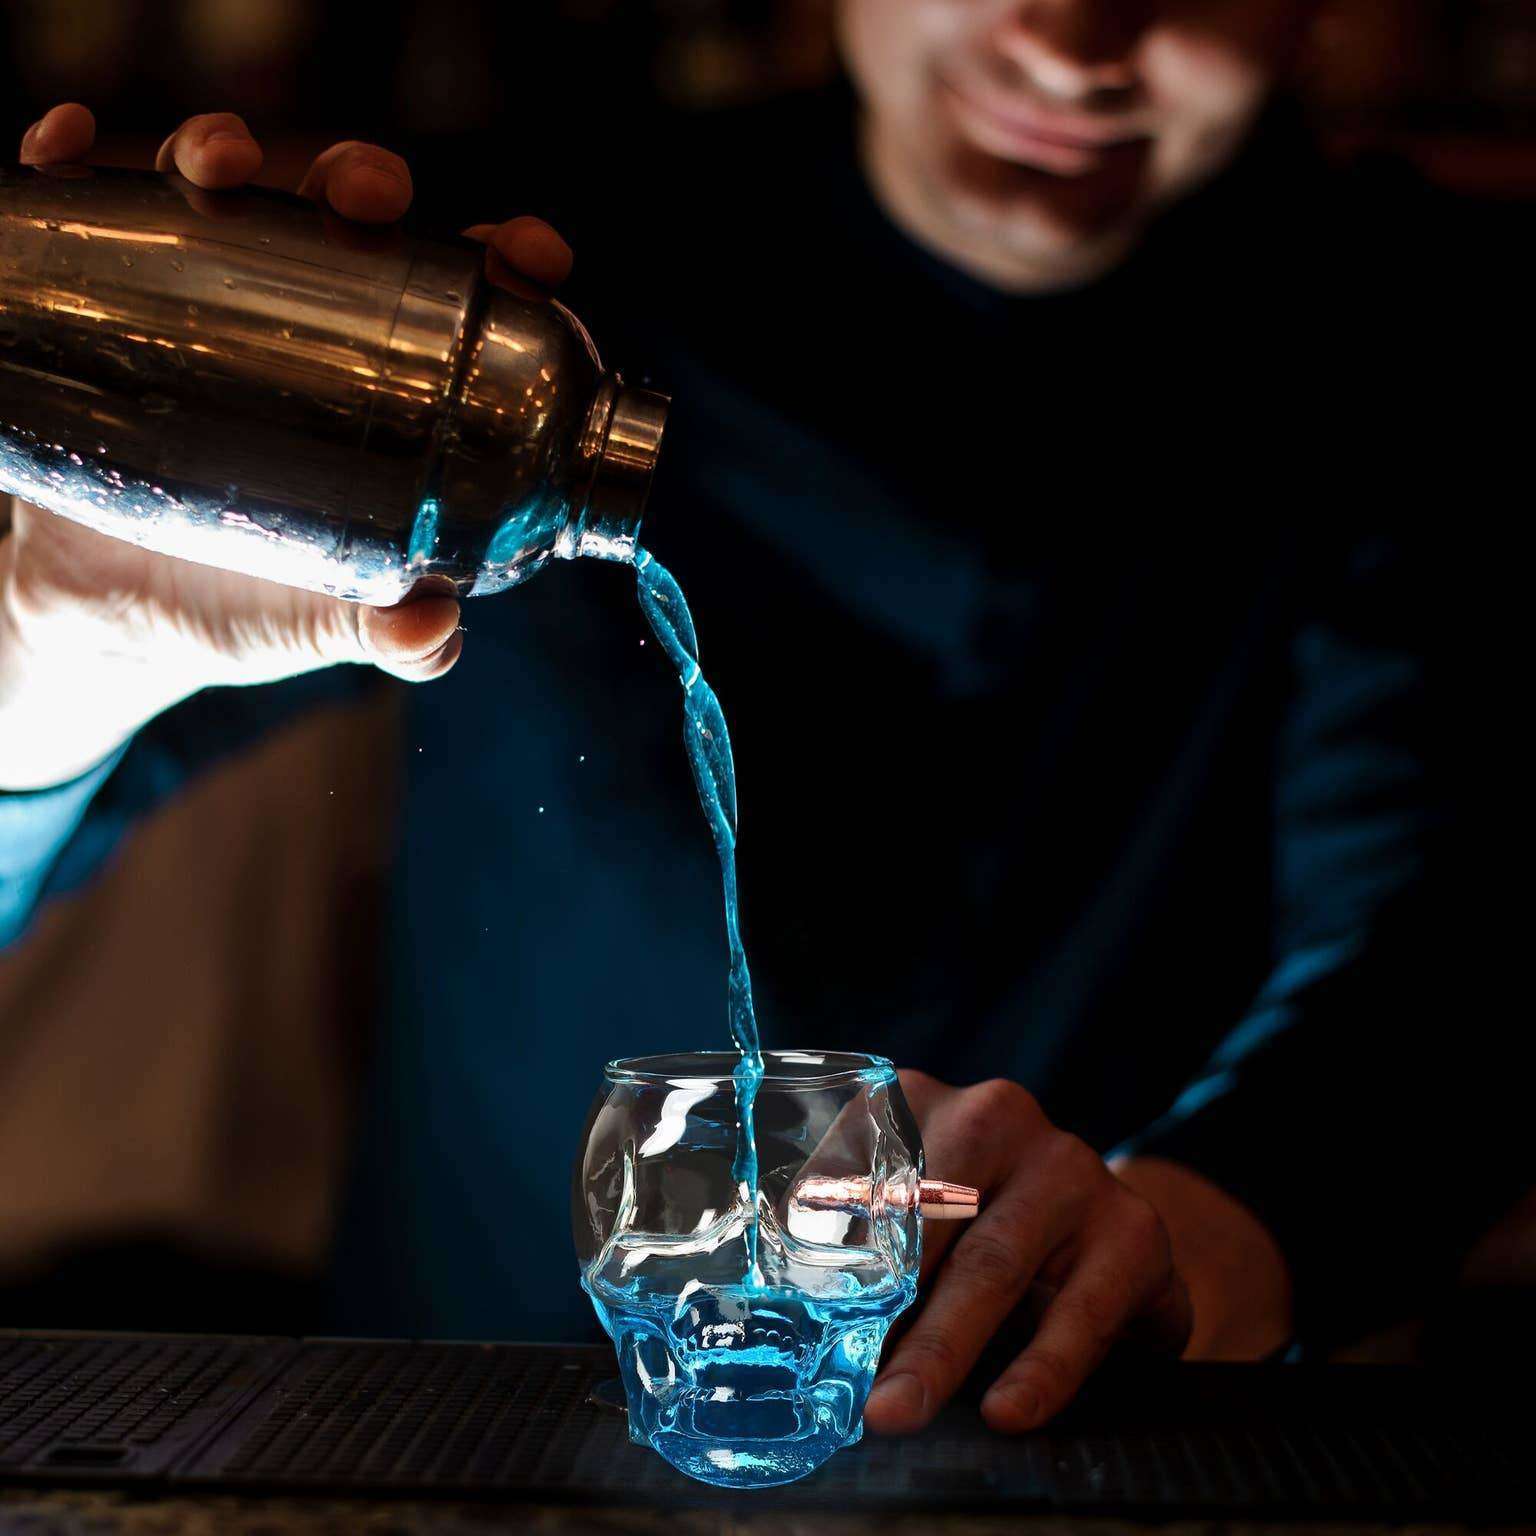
[567, 376, 669, 563]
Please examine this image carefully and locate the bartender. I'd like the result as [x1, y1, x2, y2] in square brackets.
[1, 0, 1522, 1436]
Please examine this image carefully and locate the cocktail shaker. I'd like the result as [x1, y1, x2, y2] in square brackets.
[0, 163, 667, 603]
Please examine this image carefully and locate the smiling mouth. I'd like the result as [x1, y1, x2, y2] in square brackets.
[938, 76, 1149, 175]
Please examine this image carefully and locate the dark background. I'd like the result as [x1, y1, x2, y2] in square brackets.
[3, 0, 1535, 198]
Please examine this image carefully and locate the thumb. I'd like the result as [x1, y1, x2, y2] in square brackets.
[353, 590, 464, 682]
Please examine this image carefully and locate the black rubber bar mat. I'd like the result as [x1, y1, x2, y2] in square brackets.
[0, 1332, 1529, 1518]
[0, 1333, 292, 1480]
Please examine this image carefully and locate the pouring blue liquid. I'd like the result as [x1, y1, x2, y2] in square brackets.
[634, 548, 765, 1279]
[582, 551, 911, 1488]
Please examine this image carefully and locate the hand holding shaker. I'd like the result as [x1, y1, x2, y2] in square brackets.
[0, 163, 667, 602]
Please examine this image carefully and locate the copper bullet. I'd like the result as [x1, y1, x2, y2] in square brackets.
[793, 1176, 981, 1220]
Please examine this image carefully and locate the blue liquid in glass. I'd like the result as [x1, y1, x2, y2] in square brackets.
[634, 549, 765, 1277]
[585, 1269, 914, 1489]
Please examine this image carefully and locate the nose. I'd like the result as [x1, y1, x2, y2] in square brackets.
[989, 0, 1146, 103]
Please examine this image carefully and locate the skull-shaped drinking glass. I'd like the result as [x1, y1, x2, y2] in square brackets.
[572, 1050, 923, 1488]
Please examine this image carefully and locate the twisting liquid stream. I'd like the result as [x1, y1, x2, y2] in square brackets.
[635, 548, 765, 1280]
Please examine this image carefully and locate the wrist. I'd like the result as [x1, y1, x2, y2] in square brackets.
[1113, 1154, 1292, 1361]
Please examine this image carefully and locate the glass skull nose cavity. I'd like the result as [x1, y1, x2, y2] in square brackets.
[572, 1051, 924, 1488]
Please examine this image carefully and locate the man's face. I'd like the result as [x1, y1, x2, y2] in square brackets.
[837, 0, 1309, 288]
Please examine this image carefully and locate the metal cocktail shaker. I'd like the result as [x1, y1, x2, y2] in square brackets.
[0, 163, 667, 603]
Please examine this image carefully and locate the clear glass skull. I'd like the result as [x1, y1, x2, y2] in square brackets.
[572, 1050, 923, 1487]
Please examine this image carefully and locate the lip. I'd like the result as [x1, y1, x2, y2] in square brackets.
[939, 76, 1148, 174]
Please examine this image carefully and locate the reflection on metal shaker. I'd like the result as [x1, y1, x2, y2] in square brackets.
[0, 163, 667, 603]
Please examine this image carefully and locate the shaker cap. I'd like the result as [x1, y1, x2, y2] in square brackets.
[578, 382, 669, 562]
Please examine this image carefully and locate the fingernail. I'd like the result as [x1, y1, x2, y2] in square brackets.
[984, 1382, 1039, 1426]
[355, 164, 410, 188]
[868, 1372, 926, 1422]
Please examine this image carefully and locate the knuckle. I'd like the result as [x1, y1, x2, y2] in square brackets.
[1058, 1284, 1125, 1345]
[969, 1077, 1031, 1123]
[899, 1331, 963, 1382]
[951, 1230, 1023, 1294]
[350, 602, 382, 664]
[945, 1080, 1033, 1167]
[1042, 1129, 1101, 1184]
